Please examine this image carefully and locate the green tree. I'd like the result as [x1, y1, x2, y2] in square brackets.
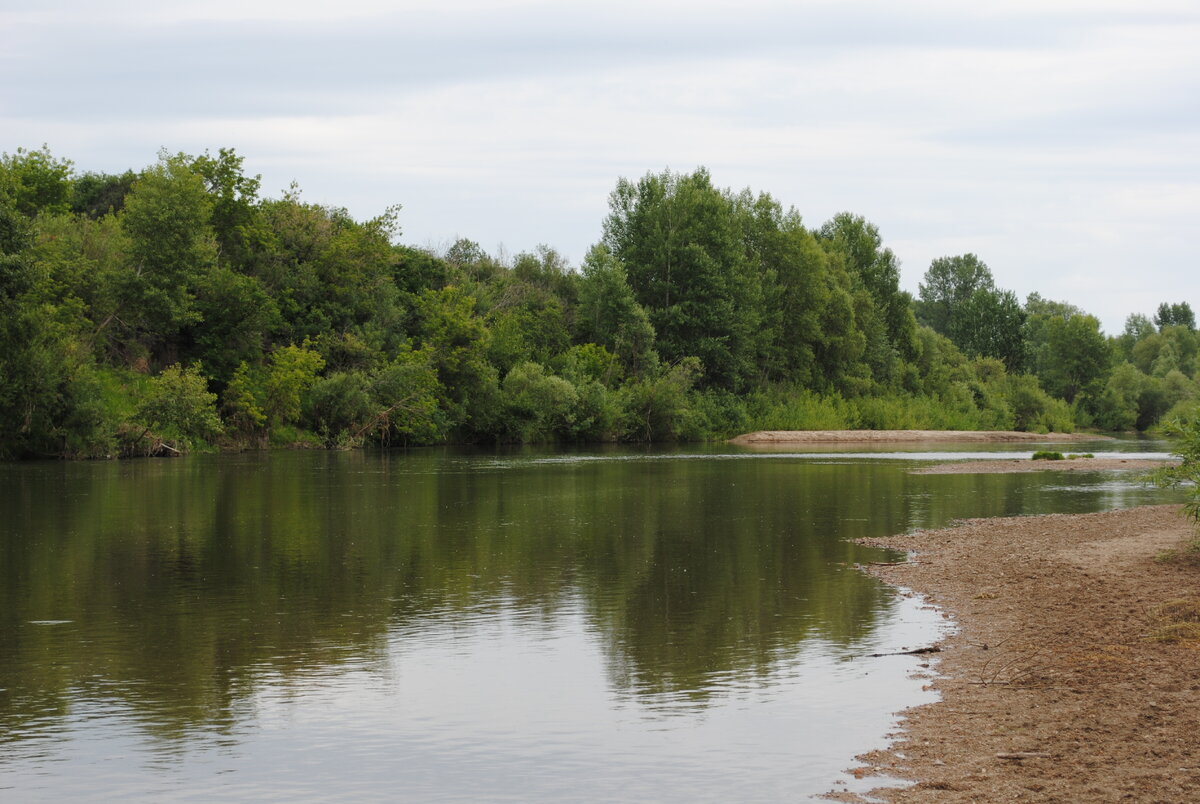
[1114, 313, 1156, 363]
[576, 244, 658, 378]
[365, 350, 445, 444]
[603, 168, 762, 391]
[188, 147, 272, 272]
[0, 145, 74, 217]
[1155, 302, 1195, 331]
[735, 193, 831, 388]
[915, 253, 994, 334]
[952, 287, 1026, 370]
[221, 362, 268, 441]
[817, 212, 917, 365]
[1094, 363, 1168, 431]
[620, 357, 703, 441]
[71, 170, 137, 219]
[916, 255, 1025, 370]
[1029, 311, 1110, 405]
[413, 286, 499, 436]
[118, 153, 217, 359]
[185, 267, 280, 386]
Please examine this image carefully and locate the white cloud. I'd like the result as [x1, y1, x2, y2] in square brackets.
[3, 0, 1198, 331]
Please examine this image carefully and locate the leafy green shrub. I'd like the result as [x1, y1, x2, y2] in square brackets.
[851, 391, 990, 431]
[500, 361, 580, 443]
[305, 371, 374, 445]
[131, 363, 223, 453]
[620, 357, 703, 442]
[57, 365, 141, 458]
[221, 362, 267, 444]
[745, 386, 857, 431]
[1154, 399, 1200, 434]
[567, 379, 623, 442]
[1153, 408, 1200, 526]
[1031, 450, 1065, 461]
[266, 344, 325, 428]
[1004, 373, 1074, 433]
[689, 390, 752, 439]
[366, 351, 446, 445]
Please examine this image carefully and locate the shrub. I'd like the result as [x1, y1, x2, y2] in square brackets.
[500, 361, 580, 443]
[620, 357, 703, 442]
[132, 363, 223, 453]
[745, 386, 857, 431]
[1152, 407, 1200, 526]
[1031, 450, 1065, 461]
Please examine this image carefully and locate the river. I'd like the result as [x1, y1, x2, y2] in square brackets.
[0, 439, 1182, 801]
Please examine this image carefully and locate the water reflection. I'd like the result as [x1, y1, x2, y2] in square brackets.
[0, 448, 1185, 801]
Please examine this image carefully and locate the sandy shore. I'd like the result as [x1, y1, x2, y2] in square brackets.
[912, 457, 1176, 475]
[828, 505, 1200, 803]
[730, 430, 1110, 445]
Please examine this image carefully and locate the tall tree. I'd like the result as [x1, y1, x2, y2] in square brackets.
[1026, 305, 1110, 404]
[1155, 302, 1196, 331]
[117, 152, 217, 362]
[576, 244, 658, 377]
[817, 213, 917, 366]
[916, 253, 995, 335]
[603, 168, 762, 391]
[0, 145, 74, 218]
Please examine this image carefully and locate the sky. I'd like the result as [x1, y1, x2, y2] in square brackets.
[4, 0, 1198, 335]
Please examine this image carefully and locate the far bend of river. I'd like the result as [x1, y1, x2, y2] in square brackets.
[0, 440, 1185, 802]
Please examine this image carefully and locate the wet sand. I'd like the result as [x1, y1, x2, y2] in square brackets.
[827, 505, 1200, 803]
[730, 430, 1110, 446]
[911, 457, 1176, 475]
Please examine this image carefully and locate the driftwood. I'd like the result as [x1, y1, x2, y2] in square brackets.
[868, 645, 942, 658]
[996, 752, 1051, 760]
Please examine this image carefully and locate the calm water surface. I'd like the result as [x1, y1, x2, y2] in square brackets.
[0, 441, 1183, 801]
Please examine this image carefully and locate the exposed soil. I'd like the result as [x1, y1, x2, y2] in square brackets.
[730, 430, 1111, 445]
[826, 505, 1200, 803]
[912, 458, 1177, 475]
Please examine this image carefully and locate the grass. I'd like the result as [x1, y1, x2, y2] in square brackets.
[1154, 537, 1200, 566]
[1148, 598, 1200, 642]
[1031, 450, 1065, 461]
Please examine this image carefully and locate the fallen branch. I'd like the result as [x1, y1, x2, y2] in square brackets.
[868, 646, 942, 658]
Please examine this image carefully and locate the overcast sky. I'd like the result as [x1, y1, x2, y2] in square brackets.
[4, 0, 1197, 334]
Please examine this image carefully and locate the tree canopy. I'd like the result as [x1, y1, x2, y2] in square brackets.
[0, 147, 1195, 458]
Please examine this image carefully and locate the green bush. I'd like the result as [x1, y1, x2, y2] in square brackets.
[1153, 408, 1200, 526]
[619, 357, 703, 442]
[132, 363, 223, 453]
[305, 371, 374, 445]
[745, 386, 857, 431]
[1031, 450, 1065, 461]
[500, 361, 580, 443]
[1004, 373, 1073, 433]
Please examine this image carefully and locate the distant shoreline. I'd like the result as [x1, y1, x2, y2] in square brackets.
[729, 430, 1111, 445]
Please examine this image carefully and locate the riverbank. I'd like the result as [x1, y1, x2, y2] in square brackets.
[830, 504, 1200, 802]
[911, 457, 1176, 474]
[730, 430, 1110, 445]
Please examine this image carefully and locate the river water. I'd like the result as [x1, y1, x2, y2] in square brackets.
[0, 439, 1183, 801]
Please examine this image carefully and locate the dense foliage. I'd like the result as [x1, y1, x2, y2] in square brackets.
[1, 147, 1195, 458]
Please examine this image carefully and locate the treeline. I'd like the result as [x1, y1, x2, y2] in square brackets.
[0, 146, 1194, 458]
